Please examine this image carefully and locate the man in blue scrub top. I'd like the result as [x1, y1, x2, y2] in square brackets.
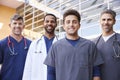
[0, 14, 31, 80]
[93, 9, 120, 80]
[44, 9, 104, 80]
[22, 13, 58, 80]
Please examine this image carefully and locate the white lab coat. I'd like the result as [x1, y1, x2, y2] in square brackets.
[22, 36, 58, 80]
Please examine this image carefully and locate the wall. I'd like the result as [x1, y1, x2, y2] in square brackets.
[0, 5, 16, 39]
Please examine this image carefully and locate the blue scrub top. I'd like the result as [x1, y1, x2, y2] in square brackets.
[0, 36, 31, 80]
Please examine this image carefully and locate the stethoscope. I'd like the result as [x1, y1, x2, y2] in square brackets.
[34, 38, 42, 54]
[96, 33, 120, 60]
[34, 35, 58, 54]
[7, 36, 28, 55]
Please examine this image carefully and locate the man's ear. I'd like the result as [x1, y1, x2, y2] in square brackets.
[23, 24, 25, 28]
[9, 24, 11, 28]
[79, 23, 81, 29]
[63, 24, 65, 30]
[114, 19, 116, 24]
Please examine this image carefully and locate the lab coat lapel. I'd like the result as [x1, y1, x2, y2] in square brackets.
[53, 36, 58, 44]
[41, 36, 47, 54]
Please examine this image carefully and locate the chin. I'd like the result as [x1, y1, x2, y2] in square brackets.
[68, 31, 76, 34]
[14, 33, 21, 36]
[67, 33, 76, 36]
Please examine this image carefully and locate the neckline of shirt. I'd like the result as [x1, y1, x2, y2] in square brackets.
[102, 33, 115, 42]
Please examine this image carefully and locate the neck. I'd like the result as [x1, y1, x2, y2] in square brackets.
[66, 34, 80, 40]
[44, 32, 55, 39]
[10, 34, 23, 42]
[102, 31, 114, 37]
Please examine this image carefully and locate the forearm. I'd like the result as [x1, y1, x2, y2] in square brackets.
[93, 76, 101, 80]
[47, 66, 56, 80]
[93, 66, 101, 80]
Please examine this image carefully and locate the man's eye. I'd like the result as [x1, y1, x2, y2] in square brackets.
[102, 19, 106, 21]
[66, 21, 70, 24]
[19, 23, 22, 25]
[13, 22, 16, 24]
[73, 21, 78, 24]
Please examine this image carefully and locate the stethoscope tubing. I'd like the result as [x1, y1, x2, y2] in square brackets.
[96, 33, 120, 59]
[7, 36, 27, 55]
[34, 35, 58, 54]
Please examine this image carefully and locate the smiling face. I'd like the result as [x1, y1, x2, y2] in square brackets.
[63, 15, 80, 37]
[9, 19, 24, 36]
[100, 13, 115, 35]
[44, 15, 57, 34]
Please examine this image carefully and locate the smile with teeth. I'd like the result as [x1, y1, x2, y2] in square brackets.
[69, 27, 74, 30]
[47, 26, 52, 29]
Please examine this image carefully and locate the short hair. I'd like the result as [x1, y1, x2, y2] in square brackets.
[63, 9, 81, 23]
[10, 14, 23, 22]
[100, 9, 116, 20]
[44, 13, 57, 23]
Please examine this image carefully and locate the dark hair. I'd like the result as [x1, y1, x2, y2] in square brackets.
[44, 13, 57, 23]
[10, 14, 23, 22]
[100, 9, 116, 20]
[63, 9, 81, 23]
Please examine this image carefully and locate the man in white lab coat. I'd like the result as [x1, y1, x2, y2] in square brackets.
[22, 13, 58, 80]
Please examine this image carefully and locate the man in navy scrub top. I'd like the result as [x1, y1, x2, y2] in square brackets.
[44, 9, 104, 80]
[93, 9, 120, 80]
[0, 14, 31, 80]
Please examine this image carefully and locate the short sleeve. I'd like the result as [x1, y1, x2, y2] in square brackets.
[44, 45, 55, 67]
[93, 44, 104, 66]
[89, 42, 104, 66]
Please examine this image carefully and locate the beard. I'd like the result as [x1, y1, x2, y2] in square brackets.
[103, 27, 113, 34]
[103, 26, 112, 32]
[45, 27, 55, 34]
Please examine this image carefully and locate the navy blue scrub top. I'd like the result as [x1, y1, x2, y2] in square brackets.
[0, 36, 31, 80]
[44, 36, 56, 80]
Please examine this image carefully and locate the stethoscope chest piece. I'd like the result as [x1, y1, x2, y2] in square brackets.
[9, 52, 18, 56]
[24, 46, 28, 50]
[113, 55, 120, 61]
[112, 38, 120, 61]
[35, 51, 42, 54]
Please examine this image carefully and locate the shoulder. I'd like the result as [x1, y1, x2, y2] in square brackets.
[52, 38, 66, 47]
[116, 33, 120, 37]
[0, 37, 8, 45]
[25, 38, 31, 42]
[30, 37, 43, 46]
[90, 36, 101, 44]
[115, 33, 120, 41]
[80, 37, 96, 48]
[0, 37, 8, 50]
[54, 38, 66, 44]
[24, 38, 31, 45]
[81, 37, 95, 44]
